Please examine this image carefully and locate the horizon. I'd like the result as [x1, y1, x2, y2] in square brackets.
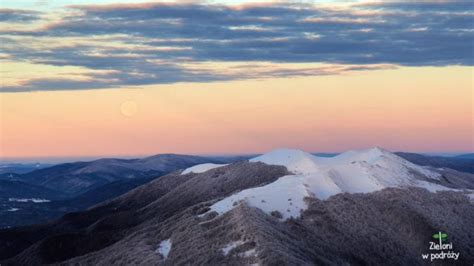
[1, 148, 472, 164]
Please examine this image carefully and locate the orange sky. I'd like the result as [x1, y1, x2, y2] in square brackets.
[1, 66, 473, 158]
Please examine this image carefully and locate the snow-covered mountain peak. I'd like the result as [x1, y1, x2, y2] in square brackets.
[356, 146, 391, 158]
[324, 147, 441, 180]
[328, 147, 396, 164]
[204, 147, 450, 220]
[249, 148, 319, 174]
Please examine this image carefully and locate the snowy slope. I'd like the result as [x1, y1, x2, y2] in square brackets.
[156, 239, 172, 259]
[206, 147, 456, 220]
[181, 163, 227, 175]
[250, 148, 320, 174]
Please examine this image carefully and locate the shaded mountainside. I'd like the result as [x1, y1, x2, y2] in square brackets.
[0, 180, 67, 230]
[0, 162, 289, 264]
[62, 188, 473, 266]
[0, 151, 473, 265]
[0, 180, 66, 200]
[396, 152, 474, 174]
[1, 177, 159, 229]
[51, 176, 156, 210]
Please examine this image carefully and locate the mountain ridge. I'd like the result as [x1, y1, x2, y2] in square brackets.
[1, 147, 473, 265]
[203, 148, 468, 220]
[14, 154, 226, 195]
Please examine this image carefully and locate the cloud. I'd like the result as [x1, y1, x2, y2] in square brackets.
[1, 1, 473, 92]
[0, 8, 40, 22]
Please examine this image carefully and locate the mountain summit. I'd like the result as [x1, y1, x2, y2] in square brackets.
[201, 147, 455, 220]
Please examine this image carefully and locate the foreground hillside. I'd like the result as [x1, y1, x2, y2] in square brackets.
[1, 148, 473, 265]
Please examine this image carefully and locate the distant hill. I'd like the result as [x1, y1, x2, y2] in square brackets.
[396, 152, 474, 174]
[0, 180, 66, 200]
[1, 154, 247, 228]
[0, 177, 157, 229]
[0, 173, 22, 181]
[49, 176, 156, 210]
[454, 153, 474, 159]
[0, 180, 68, 229]
[17, 154, 226, 195]
[0, 163, 53, 175]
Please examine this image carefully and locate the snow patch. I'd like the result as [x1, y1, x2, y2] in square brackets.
[181, 163, 227, 175]
[466, 192, 474, 203]
[156, 239, 172, 259]
[239, 248, 257, 258]
[7, 208, 20, 212]
[205, 147, 454, 220]
[8, 198, 50, 203]
[221, 240, 244, 255]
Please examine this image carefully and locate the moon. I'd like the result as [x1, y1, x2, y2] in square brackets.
[120, 100, 138, 117]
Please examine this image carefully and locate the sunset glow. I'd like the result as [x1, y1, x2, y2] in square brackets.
[1, 1, 473, 158]
[2, 66, 472, 158]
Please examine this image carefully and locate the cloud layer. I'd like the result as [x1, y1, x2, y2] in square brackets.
[0, 8, 40, 22]
[1, 1, 473, 92]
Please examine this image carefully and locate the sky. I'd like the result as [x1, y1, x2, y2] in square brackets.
[0, 0, 473, 158]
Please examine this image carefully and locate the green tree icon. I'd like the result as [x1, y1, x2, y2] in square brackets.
[433, 232, 448, 244]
